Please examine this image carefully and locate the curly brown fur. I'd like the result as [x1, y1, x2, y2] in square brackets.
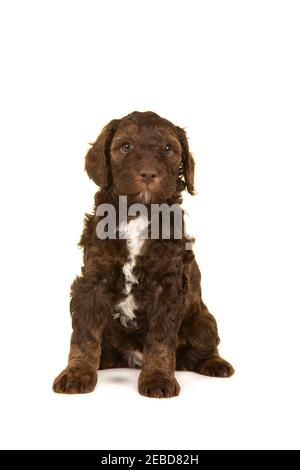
[53, 111, 234, 398]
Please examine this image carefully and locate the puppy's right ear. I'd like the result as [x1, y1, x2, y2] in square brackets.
[85, 119, 120, 188]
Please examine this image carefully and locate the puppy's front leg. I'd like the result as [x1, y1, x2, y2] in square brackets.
[53, 269, 110, 394]
[138, 342, 180, 399]
[138, 276, 182, 399]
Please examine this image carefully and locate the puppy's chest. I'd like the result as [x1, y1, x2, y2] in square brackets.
[121, 220, 148, 289]
[114, 217, 149, 327]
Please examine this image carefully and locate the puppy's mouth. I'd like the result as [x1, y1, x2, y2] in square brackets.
[136, 189, 155, 203]
[135, 179, 161, 203]
[116, 177, 174, 203]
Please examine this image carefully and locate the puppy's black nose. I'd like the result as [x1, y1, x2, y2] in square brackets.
[140, 170, 157, 183]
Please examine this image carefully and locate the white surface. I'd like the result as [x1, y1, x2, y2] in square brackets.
[0, 0, 300, 450]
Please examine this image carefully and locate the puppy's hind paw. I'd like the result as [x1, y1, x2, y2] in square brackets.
[197, 356, 234, 378]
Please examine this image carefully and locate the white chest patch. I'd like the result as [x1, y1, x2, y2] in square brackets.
[114, 215, 148, 327]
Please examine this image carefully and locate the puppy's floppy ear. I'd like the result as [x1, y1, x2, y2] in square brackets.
[176, 126, 195, 195]
[85, 119, 121, 188]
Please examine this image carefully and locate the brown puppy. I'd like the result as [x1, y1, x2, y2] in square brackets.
[53, 111, 234, 398]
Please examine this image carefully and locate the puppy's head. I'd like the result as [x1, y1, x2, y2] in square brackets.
[85, 111, 195, 202]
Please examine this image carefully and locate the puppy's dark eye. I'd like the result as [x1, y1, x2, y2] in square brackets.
[121, 142, 132, 153]
[164, 144, 173, 155]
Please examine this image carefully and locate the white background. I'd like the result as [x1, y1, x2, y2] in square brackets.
[0, 0, 299, 450]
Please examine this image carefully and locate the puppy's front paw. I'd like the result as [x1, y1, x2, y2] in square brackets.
[53, 366, 97, 394]
[138, 372, 180, 398]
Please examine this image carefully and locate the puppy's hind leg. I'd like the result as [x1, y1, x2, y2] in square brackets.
[176, 303, 234, 378]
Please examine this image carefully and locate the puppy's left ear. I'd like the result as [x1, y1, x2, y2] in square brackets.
[176, 126, 195, 195]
